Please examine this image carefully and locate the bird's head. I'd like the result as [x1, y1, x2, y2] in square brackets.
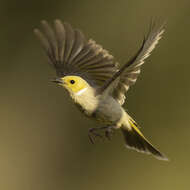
[52, 76, 90, 95]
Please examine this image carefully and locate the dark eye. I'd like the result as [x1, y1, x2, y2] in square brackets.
[70, 80, 75, 84]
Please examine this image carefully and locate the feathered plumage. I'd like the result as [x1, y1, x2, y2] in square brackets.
[34, 20, 168, 161]
[99, 22, 165, 104]
[34, 20, 118, 87]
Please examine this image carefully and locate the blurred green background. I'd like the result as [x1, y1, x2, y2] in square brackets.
[0, 0, 189, 189]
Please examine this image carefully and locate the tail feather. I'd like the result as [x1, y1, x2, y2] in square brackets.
[121, 119, 168, 161]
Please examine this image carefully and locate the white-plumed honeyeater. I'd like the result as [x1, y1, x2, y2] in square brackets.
[34, 19, 168, 160]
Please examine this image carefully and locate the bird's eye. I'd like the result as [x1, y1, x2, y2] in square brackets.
[70, 80, 75, 84]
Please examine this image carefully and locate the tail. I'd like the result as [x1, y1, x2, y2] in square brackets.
[121, 118, 168, 161]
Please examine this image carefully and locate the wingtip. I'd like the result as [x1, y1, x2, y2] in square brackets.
[33, 28, 40, 34]
[33, 28, 38, 33]
[41, 19, 48, 25]
[54, 19, 63, 25]
[146, 18, 166, 37]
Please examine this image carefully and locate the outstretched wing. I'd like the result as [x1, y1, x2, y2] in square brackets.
[34, 20, 118, 86]
[99, 22, 165, 105]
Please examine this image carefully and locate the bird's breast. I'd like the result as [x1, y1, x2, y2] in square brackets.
[71, 90, 99, 117]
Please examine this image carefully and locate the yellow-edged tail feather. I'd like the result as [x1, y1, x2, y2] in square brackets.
[121, 119, 168, 161]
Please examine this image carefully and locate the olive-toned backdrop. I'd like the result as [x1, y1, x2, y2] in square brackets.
[0, 0, 189, 189]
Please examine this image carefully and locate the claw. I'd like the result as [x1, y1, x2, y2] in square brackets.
[88, 126, 116, 143]
[105, 127, 115, 140]
[88, 128, 103, 144]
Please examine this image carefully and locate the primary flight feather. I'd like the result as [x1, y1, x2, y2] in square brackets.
[34, 19, 168, 160]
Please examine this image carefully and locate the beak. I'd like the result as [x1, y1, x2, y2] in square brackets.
[50, 78, 64, 85]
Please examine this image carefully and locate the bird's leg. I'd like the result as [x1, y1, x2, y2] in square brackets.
[105, 126, 115, 140]
[88, 126, 116, 144]
[88, 127, 104, 144]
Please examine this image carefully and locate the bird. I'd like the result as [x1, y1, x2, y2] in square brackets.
[34, 19, 168, 161]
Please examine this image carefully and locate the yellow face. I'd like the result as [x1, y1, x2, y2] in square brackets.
[59, 76, 89, 94]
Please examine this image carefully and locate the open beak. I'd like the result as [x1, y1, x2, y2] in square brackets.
[50, 78, 64, 85]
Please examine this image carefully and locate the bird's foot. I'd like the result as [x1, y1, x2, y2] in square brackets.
[88, 126, 115, 144]
[88, 128, 103, 144]
[105, 126, 115, 141]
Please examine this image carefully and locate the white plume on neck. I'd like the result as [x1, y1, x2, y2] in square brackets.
[75, 87, 88, 96]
